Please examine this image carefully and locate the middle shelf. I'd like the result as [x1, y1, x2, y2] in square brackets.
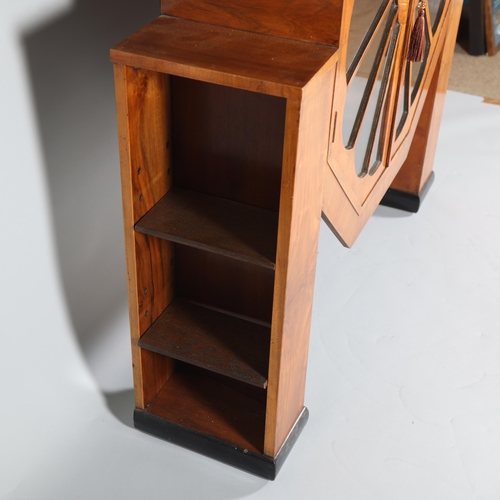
[135, 187, 279, 269]
[139, 298, 271, 388]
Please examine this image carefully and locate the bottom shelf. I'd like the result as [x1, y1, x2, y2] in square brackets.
[135, 405, 309, 480]
[144, 365, 266, 453]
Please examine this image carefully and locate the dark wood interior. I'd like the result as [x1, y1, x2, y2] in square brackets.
[139, 298, 271, 388]
[171, 76, 286, 211]
[145, 362, 266, 453]
[110, 17, 338, 99]
[135, 187, 279, 269]
[176, 245, 275, 325]
[160, 0, 343, 47]
[112, 0, 463, 477]
[122, 67, 280, 455]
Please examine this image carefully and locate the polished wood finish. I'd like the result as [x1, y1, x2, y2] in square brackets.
[322, 0, 463, 248]
[265, 65, 336, 456]
[110, 16, 338, 99]
[171, 76, 286, 212]
[160, 0, 343, 46]
[112, 27, 336, 465]
[176, 246, 275, 325]
[135, 187, 279, 269]
[139, 299, 271, 388]
[114, 65, 175, 408]
[112, 0, 462, 478]
[390, 0, 462, 196]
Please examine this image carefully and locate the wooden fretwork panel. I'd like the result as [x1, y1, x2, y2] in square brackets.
[323, 0, 463, 247]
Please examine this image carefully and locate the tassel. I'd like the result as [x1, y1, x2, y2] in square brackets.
[407, 1, 426, 62]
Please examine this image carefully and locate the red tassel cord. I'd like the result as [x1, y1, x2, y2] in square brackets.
[407, 1, 426, 62]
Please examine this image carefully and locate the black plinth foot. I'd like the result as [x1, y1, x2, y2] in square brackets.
[134, 407, 309, 480]
[379, 171, 435, 213]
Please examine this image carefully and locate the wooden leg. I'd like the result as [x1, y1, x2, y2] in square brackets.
[381, 0, 463, 212]
[379, 59, 441, 213]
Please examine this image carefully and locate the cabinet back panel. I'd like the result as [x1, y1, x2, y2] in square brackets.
[200, 366, 268, 406]
[161, 0, 343, 47]
[176, 245, 274, 325]
[170, 76, 286, 211]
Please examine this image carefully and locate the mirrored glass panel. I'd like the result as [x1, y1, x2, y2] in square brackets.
[395, 63, 410, 138]
[395, 2, 433, 138]
[342, 0, 399, 177]
[428, 0, 446, 32]
[345, 0, 391, 74]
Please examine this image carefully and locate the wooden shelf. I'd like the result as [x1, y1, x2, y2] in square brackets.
[135, 187, 278, 269]
[139, 299, 270, 388]
[145, 365, 266, 453]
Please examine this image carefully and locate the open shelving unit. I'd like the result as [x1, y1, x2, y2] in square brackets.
[111, 0, 463, 481]
[111, 13, 337, 479]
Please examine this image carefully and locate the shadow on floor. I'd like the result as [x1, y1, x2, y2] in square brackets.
[22, 0, 157, 373]
[104, 389, 135, 429]
[373, 205, 413, 219]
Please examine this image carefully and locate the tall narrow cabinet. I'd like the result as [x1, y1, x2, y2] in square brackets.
[111, 0, 462, 479]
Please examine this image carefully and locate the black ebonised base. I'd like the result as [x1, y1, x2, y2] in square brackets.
[379, 171, 435, 213]
[134, 407, 309, 480]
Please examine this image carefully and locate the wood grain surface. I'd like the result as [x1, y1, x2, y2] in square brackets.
[265, 66, 336, 457]
[114, 65, 175, 408]
[390, 0, 462, 194]
[135, 187, 279, 269]
[170, 76, 286, 211]
[322, 0, 462, 247]
[161, 0, 343, 46]
[110, 16, 338, 98]
[139, 299, 271, 388]
[176, 245, 275, 326]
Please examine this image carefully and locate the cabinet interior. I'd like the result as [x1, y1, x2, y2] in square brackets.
[130, 71, 288, 454]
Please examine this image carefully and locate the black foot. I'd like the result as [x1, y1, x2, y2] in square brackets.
[134, 407, 309, 480]
[379, 171, 435, 213]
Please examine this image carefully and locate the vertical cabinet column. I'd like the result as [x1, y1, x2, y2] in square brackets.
[111, 20, 337, 478]
[114, 66, 175, 409]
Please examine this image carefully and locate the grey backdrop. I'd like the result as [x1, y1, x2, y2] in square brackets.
[23, 0, 157, 360]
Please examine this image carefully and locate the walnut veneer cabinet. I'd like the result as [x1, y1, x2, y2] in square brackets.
[111, 0, 462, 479]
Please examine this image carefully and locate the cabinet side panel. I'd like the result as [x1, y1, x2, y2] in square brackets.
[114, 64, 175, 408]
[265, 69, 335, 456]
[126, 67, 173, 220]
[135, 235, 176, 405]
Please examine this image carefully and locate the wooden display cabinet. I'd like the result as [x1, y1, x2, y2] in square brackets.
[111, 0, 462, 480]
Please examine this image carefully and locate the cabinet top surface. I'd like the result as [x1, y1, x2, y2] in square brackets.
[160, 0, 343, 47]
[110, 16, 338, 97]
